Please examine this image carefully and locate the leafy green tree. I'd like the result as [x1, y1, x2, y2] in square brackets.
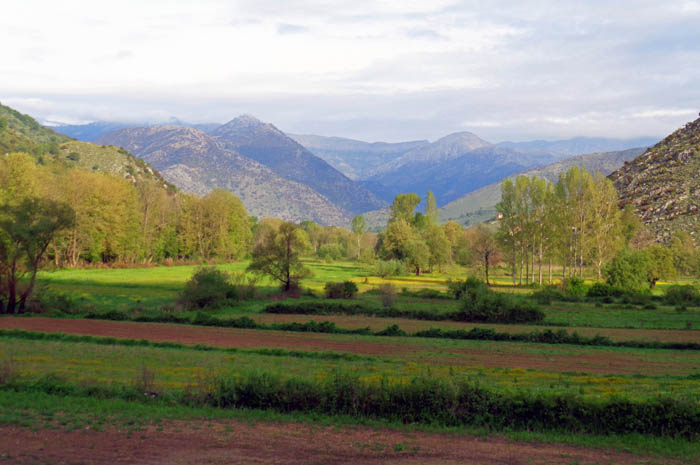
[425, 190, 439, 225]
[351, 215, 366, 259]
[468, 224, 501, 285]
[0, 198, 75, 313]
[424, 224, 450, 272]
[380, 219, 416, 260]
[389, 193, 420, 224]
[669, 231, 698, 276]
[403, 239, 430, 276]
[645, 245, 676, 288]
[247, 222, 311, 291]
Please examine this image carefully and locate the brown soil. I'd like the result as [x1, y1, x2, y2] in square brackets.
[251, 313, 700, 343]
[0, 420, 679, 465]
[1, 317, 698, 375]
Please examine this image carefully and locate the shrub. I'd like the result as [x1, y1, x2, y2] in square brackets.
[605, 250, 650, 292]
[664, 285, 700, 307]
[374, 260, 405, 278]
[587, 282, 624, 298]
[531, 286, 565, 305]
[24, 287, 82, 315]
[455, 278, 544, 323]
[180, 267, 238, 310]
[563, 276, 587, 298]
[379, 283, 397, 307]
[447, 277, 487, 300]
[324, 281, 358, 299]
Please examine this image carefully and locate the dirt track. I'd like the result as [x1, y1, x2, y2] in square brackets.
[1, 317, 698, 375]
[0, 420, 679, 465]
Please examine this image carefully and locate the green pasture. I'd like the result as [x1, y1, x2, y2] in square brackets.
[2, 336, 699, 401]
[35, 260, 700, 331]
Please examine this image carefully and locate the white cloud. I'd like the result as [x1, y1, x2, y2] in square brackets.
[1, 0, 698, 141]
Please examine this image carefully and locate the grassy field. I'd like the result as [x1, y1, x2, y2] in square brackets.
[36, 260, 700, 331]
[3, 260, 698, 463]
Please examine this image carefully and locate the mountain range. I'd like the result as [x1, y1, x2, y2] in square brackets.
[52, 113, 659, 228]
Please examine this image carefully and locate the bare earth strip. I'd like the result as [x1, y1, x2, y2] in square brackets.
[251, 313, 700, 343]
[0, 421, 680, 465]
[1, 317, 698, 375]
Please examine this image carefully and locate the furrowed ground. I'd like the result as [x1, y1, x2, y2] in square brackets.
[1, 260, 699, 464]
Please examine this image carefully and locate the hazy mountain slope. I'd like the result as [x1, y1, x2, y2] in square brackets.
[0, 103, 69, 152]
[498, 136, 658, 157]
[371, 145, 557, 206]
[441, 147, 646, 226]
[56, 120, 221, 142]
[211, 115, 385, 215]
[289, 133, 429, 180]
[371, 131, 491, 176]
[97, 126, 350, 225]
[610, 116, 700, 242]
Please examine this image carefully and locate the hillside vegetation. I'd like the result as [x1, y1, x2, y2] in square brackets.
[611, 116, 700, 243]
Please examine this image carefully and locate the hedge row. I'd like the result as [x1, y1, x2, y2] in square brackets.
[73, 310, 700, 350]
[3, 371, 698, 438]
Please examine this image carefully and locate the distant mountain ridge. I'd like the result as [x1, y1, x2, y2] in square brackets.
[97, 126, 351, 225]
[54, 119, 221, 142]
[610, 116, 700, 242]
[371, 131, 492, 176]
[288, 133, 429, 180]
[211, 115, 385, 215]
[440, 147, 648, 226]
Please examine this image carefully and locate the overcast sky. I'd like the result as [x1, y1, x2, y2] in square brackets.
[2, 0, 699, 142]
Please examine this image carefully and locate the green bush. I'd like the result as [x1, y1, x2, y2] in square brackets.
[563, 276, 587, 298]
[374, 260, 405, 278]
[180, 267, 238, 310]
[447, 277, 487, 300]
[324, 281, 358, 299]
[531, 286, 565, 305]
[664, 285, 700, 307]
[455, 278, 545, 323]
[587, 282, 624, 298]
[605, 250, 650, 291]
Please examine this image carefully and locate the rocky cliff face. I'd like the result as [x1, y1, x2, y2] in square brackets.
[610, 116, 700, 242]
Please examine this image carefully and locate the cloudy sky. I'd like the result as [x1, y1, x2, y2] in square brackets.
[2, 0, 699, 142]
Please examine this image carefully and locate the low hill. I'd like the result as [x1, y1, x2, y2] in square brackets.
[0, 103, 69, 154]
[441, 147, 647, 226]
[0, 103, 170, 189]
[610, 116, 700, 242]
[97, 126, 351, 225]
